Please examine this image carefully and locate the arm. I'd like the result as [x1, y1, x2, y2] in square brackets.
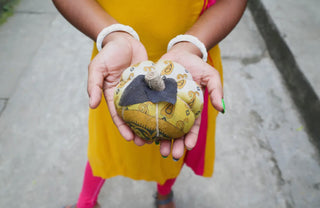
[160, 0, 247, 159]
[52, 0, 116, 43]
[52, 0, 148, 145]
[188, 0, 247, 51]
[166, 0, 247, 59]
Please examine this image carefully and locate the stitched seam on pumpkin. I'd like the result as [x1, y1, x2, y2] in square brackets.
[156, 103, 159, 137]
[122, 107, 125, 119]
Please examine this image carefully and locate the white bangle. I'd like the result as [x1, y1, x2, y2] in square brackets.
[96, 24, 140, 51]
[167, 34, 208, 62]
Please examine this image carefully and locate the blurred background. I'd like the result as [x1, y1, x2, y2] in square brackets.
[0, 0, 319, 207]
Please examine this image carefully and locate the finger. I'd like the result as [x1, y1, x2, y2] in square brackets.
[87, 60, 106, 109]
[104, 88, 135, 141]
[171, 137, 185, 160]
[133, 136, 146, 146]
[160, 140, 171, 157]
[201, 63, 224, 112]
[88, 83, 103, 109]
[184, 116, 201, 150]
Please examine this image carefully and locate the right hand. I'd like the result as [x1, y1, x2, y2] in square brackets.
[158, 42, 224, 160]
[87, 31, 148, 146]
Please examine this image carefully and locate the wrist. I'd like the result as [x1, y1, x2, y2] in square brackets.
[96, 24, 140, 51]
[101, 31, 135, 48]
[167, 34, 208, 62]
[167, 41, 203, 58]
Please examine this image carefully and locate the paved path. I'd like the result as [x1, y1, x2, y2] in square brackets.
[260, 0, 320, 98]
[248, 0, 320, 153]
[0, 1, 319, 207]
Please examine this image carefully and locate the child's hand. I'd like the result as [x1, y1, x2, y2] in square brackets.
[87, 32, 148, 146]
[159, 42, 224, 160]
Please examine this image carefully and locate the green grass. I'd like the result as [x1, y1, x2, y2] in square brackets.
[0, 0, 20, 25]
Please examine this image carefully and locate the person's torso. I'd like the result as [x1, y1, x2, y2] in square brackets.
[96, 0, 206, 60]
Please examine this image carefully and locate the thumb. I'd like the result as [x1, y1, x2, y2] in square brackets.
[201, 63, 224, 112]
[87, 61, 106, 109]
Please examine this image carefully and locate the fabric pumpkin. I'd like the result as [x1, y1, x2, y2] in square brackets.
[114, 60, 204, 141]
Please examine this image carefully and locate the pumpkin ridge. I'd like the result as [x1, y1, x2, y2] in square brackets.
[122, 109, 185, 140]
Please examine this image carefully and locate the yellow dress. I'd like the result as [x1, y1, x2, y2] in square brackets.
[88, 0, 223, 185]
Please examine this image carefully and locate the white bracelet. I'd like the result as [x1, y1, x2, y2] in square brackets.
[167, 34, 208, 62]
[96, 24, 140, 51]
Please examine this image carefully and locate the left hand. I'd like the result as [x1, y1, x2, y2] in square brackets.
[158, 42, 224, 160]
[87, 32, 148, 146]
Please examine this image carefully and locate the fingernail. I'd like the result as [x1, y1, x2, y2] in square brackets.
[155, 140, 159, 145]
[173, 158, 179, 162]
[162, 155, 168, 159]
[221, 98, 225, 114]
[186, 147, 193, 151]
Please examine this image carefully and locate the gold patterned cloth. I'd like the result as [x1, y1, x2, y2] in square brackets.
[114, 60, 204, 141]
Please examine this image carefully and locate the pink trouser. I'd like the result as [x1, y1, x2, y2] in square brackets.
[76, 162, 176, 208]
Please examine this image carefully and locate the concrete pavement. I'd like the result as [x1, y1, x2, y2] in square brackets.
[259, 0, 320, 98]
[248, 0, 320, 150]
[0, 0, 319, 207]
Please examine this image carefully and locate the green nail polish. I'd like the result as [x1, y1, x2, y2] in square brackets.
[162, 155, 168, 159]
[221, 98, 225, 114]
[155, 140, 159, 145]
